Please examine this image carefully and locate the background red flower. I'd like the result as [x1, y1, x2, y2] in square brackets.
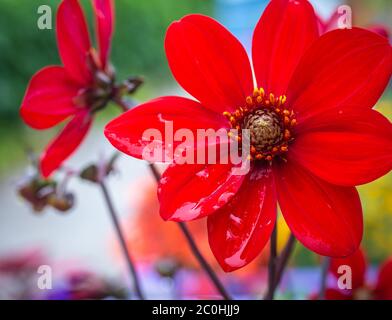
[327, 248, 392, 300]
[20, 0, 114, 177]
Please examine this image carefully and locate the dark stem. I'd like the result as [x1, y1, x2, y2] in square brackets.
[319, 257, 330, 300]
[148, 162, 161, 182]
[147, 163, 232, 300]
[273, 233, 296, 289]
[178, 222, 231, 300]
[113, 97, 136, 112]
[99, 180, 145, 300]
[265, 223, 278, 300]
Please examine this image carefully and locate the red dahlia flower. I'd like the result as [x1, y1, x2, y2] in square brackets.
[20, 0, 114, 178]
[326, 249, 392, 300]
[105, 0, 392, 271]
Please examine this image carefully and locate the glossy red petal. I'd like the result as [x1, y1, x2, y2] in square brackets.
[288, 28, 392, 120]
[20, 66, 79, 129]
[40, 111, 92, 178]
[92, 0, 114, 68]
[252, 0, 318, 96]
[291, 107, 392, 186]
[274, 160, 363, 257]
[165, 14, 253, 114]
[104, 96, 228, 160]
[330, 248, 367, 290]
[158, 163, 246, 222]
[57, 0, 92, 85]
[374, 258, 392, 300]
[208, 166, 276, 272]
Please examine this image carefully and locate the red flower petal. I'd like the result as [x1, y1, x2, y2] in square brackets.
[165, 14, 253, 113]
[274, 160, 363, 257]
[158, 163, 246, 222]
[207, 166, 276, 272]
[40, 111, 92, 177]
[104, 96, 228, 160]
[324, 288, 353, 300]
[288, 28, 392, 120]
[368, 25, 390, 39]
[291, 107, 392, 186]
[92, 0, 114, 68]
[20, 66, 79, 129]
[330, 248, 367, 290]
[252, 0, 318, 96]
[57, 0, 92, 85]
[374, 258, 392, 300]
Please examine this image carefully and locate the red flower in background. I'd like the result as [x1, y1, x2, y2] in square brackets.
[20, 0, 114, 177]
[316, 7, 390, 38]
[105, 0, 392, 271]
[326, 249, 392, 300]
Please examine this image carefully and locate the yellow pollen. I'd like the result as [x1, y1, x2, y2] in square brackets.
[256, 154, 264, 160]
[269, 93, 275, 104]
[223, 87, 296, 163]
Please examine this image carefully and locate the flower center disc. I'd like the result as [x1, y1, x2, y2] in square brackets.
[223, 87, 297, 162]
[243, 109, 283, 153]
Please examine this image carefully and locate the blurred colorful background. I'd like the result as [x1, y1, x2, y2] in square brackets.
[0, 0, 391, 299]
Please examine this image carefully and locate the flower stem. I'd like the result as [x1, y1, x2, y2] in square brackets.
[273, 234, 296, 289]
[147, 163, 232, 300]
[113, 97, 136, 112]
[263, 232, 296, 299]
[265, 223, 278, 300]
[178, 221, 232, 300]
[319, 257, 330, 300]
[99, 180, 145, 300]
